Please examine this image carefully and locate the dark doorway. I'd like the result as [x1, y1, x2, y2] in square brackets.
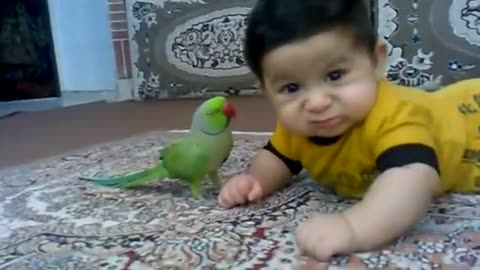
[0, 0, 60, 102]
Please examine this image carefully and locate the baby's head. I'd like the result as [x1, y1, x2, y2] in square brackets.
[244, 0, 387, 137]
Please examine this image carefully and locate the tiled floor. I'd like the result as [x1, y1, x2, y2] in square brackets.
[0, 95, 275, 169]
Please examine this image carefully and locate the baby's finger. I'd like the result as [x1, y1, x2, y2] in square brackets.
[228, 181, 247, 205]
[220, 183, 242, 208]
[309, 244, 335, 262]
[295, 258, 328, 270]
[217, 191, 228, 208]
[218, 185, 234, 208]
[247, 182, 263, 201]
[296, 231, 333, 262]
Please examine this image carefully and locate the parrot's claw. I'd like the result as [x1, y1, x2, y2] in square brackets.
[193, 194, 207, 200]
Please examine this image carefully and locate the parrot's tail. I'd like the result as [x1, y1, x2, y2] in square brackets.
[79, 162, 169, 188]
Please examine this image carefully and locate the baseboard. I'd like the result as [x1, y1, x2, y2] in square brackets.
[115, 79, 134, 102]
[60, 79, 134, 106]
[168, 129, 273, 136]
[0, 98, 61, 118]
[0, 79, 134, 116]
[60, 90, 116, 107]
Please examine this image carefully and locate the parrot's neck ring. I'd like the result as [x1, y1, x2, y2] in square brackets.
[199, 126, 227, 136]
[195, 118, 230, 135]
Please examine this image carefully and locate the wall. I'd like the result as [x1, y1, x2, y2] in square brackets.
[47, 0, 117, 92]
[45, 0, 135, 105]
[108, 0, 133, 80]
[1, 0, 124, 117]
[106, 0, 135, 101]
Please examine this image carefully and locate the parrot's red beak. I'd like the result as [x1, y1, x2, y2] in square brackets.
[222, 103, 236, 118]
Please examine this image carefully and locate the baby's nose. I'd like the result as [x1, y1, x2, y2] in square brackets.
[305, 92, 332, 113]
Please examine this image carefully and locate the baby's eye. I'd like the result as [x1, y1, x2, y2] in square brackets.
[327, 69, 346, 82]
[281, 83, 300, 94]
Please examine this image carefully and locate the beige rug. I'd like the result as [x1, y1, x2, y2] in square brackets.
[0, 131, 479, 269]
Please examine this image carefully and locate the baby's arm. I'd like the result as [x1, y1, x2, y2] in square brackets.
[342, 99, 442, 251]
[247, 148, 294, 196]
[344, 163, 439, 251]
[296, 162, 439, 261]
[219, 121, 300, 207]
[218, 147, 295, 207]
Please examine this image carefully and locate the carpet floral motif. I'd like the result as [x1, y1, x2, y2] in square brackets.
[1, 131, 480, 269]
[377, 0, 479, 91]
[128, 0, 258, 100]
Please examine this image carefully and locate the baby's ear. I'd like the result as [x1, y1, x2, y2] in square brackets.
[374, 38, 388, 79]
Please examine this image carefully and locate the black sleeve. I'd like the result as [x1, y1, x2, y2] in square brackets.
[376, 143, 440, 175]
[263, 140, 303, 175]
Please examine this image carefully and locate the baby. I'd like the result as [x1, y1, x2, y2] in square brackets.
[218, 0, 480, 261]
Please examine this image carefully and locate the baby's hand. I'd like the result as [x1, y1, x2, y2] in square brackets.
[218, 174, 263, 208]
[296, 214, 357, 261]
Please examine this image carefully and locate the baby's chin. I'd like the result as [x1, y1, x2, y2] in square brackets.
[291, 127, 345, 138]
[310, 130, 345, 138]
[283, 119, 352, 138]
[307, 125, 351, 138]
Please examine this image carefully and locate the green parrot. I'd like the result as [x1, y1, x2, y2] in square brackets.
[79, 96, 236, 197]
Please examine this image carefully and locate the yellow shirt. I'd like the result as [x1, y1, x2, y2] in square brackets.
[266, 79, 480, 198]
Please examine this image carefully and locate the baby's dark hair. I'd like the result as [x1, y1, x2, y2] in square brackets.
[244, 0, 377, 79]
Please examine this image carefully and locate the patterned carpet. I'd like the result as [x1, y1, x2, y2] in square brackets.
[0, 131, 480, 269]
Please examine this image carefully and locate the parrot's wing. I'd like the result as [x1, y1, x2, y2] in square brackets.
[159, 138, 183, 159]
[115, 162, 168, 188]
[220, 141, 233, 165]
[163, 139, 209, 182]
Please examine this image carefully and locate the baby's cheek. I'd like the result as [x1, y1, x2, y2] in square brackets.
[351, 85, 376, 111]
[282, 121, 302, 136]
[279, 110, 305, 133]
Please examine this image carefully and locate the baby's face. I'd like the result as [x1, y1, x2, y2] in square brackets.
[260, 29, 386, 137]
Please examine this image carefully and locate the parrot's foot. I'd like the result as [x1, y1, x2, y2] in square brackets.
[188, 179, 204, 198]
[208, 171, 221, 187]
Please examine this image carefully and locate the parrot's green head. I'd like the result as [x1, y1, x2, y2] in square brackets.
[192, 96, 236, 135]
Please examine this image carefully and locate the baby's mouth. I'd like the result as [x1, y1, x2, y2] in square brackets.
[309, 116, 342, 128]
